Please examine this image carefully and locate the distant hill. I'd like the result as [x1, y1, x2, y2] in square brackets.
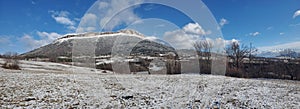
[257, 49, 300, 58]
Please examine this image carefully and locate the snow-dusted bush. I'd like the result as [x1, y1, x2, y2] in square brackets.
[2, 59, 20, 70]
[1, 52, 20, 70]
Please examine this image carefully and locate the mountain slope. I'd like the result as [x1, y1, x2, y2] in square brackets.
[20, 30, 176, 61]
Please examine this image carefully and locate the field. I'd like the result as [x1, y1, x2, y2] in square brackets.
[0, 59, 299, 108]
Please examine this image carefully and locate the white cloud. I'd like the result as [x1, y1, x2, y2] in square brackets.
[67, 26, 76, 31]
[145, 36, 159, 41]
[36, 31, 61, 41]
[102, 10, 141, 31]
[183, 23, 208, 35]
[77, 13, 98, 33]
[98, 2, 109, 9]
[161, 22, 235, 50]
[49, 10, 76, 30]
[19, 34, 43, 49]
[225, 39, 239, 45]
[52, 16, 75, 25]
[249, 32, 260, 36]
[293, 10, 300, 19]
[163, 23, 211, 49]
[279, 32, 285, 35]
[19, 32, 61, 50]
[131, 20, 144, 25]
[74, 18, 81, 22]
[211, 38, 239, 48]
[219, 18, 229, 27]
[163, 30, 196, 49]
[213, 38, 225, 48]
[266, 26, 273, 30]
[77, 0, 144, 32]
[98, 0, 143, 31]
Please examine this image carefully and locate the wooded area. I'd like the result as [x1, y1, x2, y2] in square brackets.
[193, 39, 300, 80]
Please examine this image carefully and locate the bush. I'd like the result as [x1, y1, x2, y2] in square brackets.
[2, 59, 20, 70]
[226, 68, 244, 78]
[1, 52, 20, 70]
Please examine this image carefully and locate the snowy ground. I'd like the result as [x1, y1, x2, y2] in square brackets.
[0, 59, 299, 108]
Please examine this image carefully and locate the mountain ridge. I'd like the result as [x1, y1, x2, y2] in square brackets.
[20, 29, 176, 61]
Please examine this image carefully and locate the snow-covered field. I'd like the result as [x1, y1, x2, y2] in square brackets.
[0, 59, 299, 108]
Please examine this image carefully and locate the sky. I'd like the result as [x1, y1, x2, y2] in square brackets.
[0, 0, 300, 54]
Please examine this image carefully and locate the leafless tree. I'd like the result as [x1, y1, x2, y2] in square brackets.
[280, 49, 299, 80]
[193, 39, 213, 73]
[226, 42, 257, 69]
[3, 52, 18, 59]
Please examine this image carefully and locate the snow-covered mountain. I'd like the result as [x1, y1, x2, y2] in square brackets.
[20, 30, 176, 60]
[256, 50, 281, 58]
[257, 42, 300, 58]
[257, 49, 300, 58]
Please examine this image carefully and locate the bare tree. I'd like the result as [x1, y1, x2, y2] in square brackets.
[226, 42, 257, 69]
[193, 39, 213, 74]
[280, 49, 299, 80]
[3, 52, 18, 59]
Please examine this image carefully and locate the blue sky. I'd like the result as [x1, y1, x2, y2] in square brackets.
[0, 0, 300, 54]
[204, 0, 300, 50]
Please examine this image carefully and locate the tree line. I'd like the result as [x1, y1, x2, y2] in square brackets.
[193, 39, 300, 80]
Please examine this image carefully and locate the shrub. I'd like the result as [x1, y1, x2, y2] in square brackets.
[2, 59, 20, 70]
[1, 52, 21, 70]
[226, 67, 244, 78]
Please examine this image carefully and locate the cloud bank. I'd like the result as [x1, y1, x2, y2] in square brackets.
[77, 0, 143, 32]
[163, 23, 211, 49]
[99, 0, 142, 31]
